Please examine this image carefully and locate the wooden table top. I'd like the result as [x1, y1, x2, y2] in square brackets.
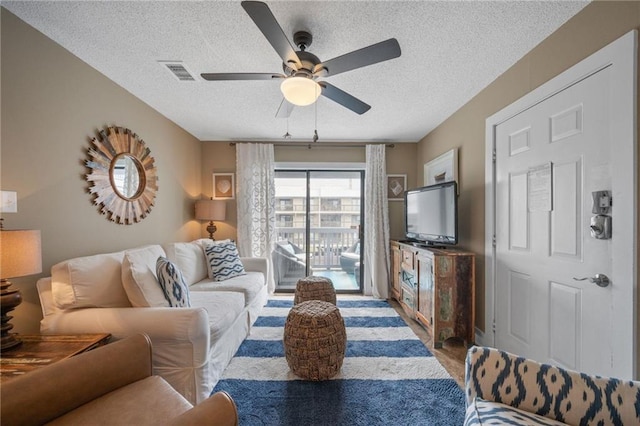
[0, 334, 111, 382]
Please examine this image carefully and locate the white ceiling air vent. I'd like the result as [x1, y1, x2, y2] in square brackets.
[159, 61, 196, 81]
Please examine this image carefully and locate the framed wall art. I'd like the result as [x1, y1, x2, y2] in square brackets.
[86, 126, 158, 225]
[424, 148, 458, 189]
[213, 173, 235, 199]
[1, 191, 17, 213]
[387, 174, 407, 201]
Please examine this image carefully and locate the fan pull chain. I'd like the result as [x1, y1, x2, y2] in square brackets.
[283, 116, 291, 139]
[313, 84, 319, 143]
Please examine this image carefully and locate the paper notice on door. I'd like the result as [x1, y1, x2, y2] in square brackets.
[528, 162, 552, 212]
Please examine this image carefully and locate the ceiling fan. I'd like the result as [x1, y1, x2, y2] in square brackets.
[201, 1, 401, 117]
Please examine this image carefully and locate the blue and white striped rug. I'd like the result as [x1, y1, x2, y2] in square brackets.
[213, 297, 466, 425]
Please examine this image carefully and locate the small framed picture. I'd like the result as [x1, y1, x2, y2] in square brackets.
[424, 148, 458, 187]
[387, 174, 407, 201]
[213, 173, 235, 199]
[0, 191, 17, 213]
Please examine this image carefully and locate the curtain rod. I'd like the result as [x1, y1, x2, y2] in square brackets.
[228, 142, 395, 148]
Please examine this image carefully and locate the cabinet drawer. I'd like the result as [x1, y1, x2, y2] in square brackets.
[401, 285, 416, 312]
[401, 249, 415, 269]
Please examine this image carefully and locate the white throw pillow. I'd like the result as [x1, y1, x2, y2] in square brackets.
[156, 256, 191, 307]
[51, 251, 131, 309]
[163, 241, 208, 286]
[193, 238, 229, 250]
[203, 240, 246, 281]
[121, 245, 169, 307]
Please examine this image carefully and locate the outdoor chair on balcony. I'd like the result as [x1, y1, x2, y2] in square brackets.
[272, 240, 306, 287]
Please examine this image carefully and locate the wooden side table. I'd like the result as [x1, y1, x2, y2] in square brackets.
[0, 334, 111, 382]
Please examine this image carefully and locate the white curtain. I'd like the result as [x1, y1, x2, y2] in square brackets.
[364, 144, 390, 298]
[236, 143, 276, 293]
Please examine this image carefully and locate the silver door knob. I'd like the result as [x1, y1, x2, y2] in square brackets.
[573, 274, 610, 288]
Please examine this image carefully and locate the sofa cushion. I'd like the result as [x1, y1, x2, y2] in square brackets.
[191, 272, 265, 307]
[190, 291, 245, 343]
[156, 257, 191, 307]
[465, 398, 567, 426]
[51, 251, 131, 310]
[122, 245, 169, 307]
[203, 241, 246, 281]
[163, 241, 208, 286]
[47, 376, 192, 425]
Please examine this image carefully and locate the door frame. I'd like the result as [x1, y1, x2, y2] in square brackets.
[484, 30, 637, 377]
[273, 164, 366, 294]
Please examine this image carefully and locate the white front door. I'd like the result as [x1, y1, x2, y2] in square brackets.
[486, 31, 637, 379]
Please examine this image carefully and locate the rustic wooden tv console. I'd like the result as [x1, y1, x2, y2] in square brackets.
[390, 240, 475, 348]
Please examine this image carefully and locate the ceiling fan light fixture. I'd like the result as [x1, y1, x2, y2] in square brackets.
[280, 76, 320, 106]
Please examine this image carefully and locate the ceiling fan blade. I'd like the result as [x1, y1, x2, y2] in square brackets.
[200, 73, 285, 81]
[275, 98, 294, 118]
[241, 1, 302, 70]
[318, 82, 371, 115]
[314, 38, 401, 77]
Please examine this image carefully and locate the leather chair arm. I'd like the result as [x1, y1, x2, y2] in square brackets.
[168, 391, 239, 426]
[1, 334, 152, 426]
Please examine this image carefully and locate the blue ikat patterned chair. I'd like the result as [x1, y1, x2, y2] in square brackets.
[465, 346, 640, 425]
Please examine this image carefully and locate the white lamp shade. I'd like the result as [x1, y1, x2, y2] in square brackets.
[280, 77, 321, 106]
[0, 229, 42, 279]
[195, 200, 226, 221]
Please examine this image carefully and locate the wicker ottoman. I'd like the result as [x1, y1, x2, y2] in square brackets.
[294, 276, 336, 305]
[283, 300, 346, 381]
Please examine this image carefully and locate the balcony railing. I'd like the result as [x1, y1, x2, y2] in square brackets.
[275, 227, 359, 269]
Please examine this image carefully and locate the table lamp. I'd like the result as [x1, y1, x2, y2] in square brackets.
[0, 229, 42, 351]
[195, 198, 226, 240]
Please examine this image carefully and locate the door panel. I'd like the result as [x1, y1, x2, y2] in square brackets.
[548, 281, 581, 369]
[550, 159, 581, 259]
[550, 104, 583, 143]
[509, 171, 529, 251]
[509, 127, 531, 156]
[508, 271, 530, 344]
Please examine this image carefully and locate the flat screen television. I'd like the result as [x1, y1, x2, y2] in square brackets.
[404, 181, 458, 246]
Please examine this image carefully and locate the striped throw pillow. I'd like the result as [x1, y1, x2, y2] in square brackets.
[203, 241, 246, 281]
[156, 257, 191, 307]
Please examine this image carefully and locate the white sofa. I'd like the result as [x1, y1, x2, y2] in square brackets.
[35, 239, 268, 405]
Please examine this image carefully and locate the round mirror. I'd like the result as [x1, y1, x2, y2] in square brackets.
[110, 154, 144, 200]
[86, 126, 158, 225]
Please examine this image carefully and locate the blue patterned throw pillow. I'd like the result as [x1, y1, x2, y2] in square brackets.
[156, 257, 191, 307]
[203, 241, 246, 281]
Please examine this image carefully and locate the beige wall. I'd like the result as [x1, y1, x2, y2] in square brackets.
[386, 143, 419, 240]
[200, 142, 238, 241]
[417, 1, 640, 337]
[1, 9, 203, 333]
[201, 141, 417, 241]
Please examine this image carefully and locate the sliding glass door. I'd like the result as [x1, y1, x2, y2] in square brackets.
[273, 170, 363, 293]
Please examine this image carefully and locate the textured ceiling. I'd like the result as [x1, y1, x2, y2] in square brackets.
[3, 1, 589, 143]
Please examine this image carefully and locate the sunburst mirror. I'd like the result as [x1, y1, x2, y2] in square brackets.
[86, 126, 158, 225]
